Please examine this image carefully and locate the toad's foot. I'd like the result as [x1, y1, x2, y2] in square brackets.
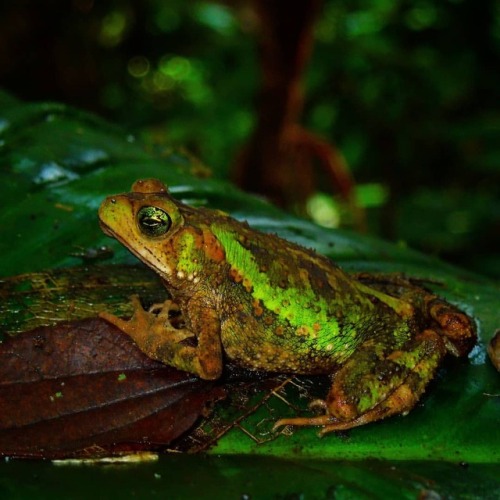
[273, 380, 420, 436]
[100, 295, 193, 346]
[274, 329, 448, 436]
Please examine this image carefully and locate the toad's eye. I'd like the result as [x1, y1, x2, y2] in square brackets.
[137, 206, 171, 237]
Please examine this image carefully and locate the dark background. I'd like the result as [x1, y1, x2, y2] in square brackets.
[1, 0, 498, 278]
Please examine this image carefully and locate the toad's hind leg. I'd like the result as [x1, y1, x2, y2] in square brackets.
[274, 329, 447, 435]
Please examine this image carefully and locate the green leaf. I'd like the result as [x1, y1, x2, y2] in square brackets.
[1, 94, 498, 497]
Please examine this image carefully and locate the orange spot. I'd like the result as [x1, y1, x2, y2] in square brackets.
[296, 326, 310, 336]
[243, 278, 253, 293]
[299, 268, 310, 282]
[230, 268, 243, 283]
[252, 299, 264, 317]
[275, 326, 284, 336]
[202, 230, 225, 262]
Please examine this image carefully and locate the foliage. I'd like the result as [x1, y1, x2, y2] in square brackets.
[0, 93, 498, 497]
[0, 0, 498, 276]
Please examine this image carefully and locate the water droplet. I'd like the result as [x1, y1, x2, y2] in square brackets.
[33, 162, 79, 185]
[77, 148, 109, 165]
[0, 119, 10, 133]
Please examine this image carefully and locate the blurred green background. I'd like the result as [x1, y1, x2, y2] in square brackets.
[0, 0, 498, 277]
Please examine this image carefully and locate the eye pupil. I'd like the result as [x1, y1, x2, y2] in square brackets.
[137, 206, 171, 236]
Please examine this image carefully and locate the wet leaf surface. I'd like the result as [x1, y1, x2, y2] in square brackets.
[0, 265, 166, 336]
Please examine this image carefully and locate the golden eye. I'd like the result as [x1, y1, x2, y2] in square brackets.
[137, 206, 171, 237]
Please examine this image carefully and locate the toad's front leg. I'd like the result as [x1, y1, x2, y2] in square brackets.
[274, 329, 448, 435]
[100, 295, 222, 380]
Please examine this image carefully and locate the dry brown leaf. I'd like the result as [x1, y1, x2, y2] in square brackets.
[0, 318, 224, 459]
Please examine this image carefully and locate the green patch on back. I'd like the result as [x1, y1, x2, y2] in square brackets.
[212, 226, 358, 360]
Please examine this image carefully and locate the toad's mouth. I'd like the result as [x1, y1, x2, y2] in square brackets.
[98, 219, 173, 282]
[99, 220, 115, 238]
